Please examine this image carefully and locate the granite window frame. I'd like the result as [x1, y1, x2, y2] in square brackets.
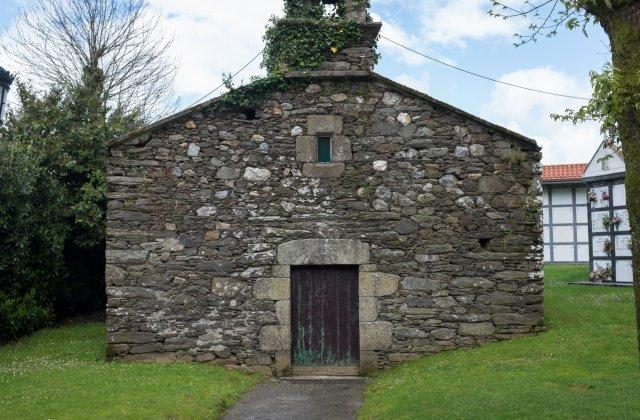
[296, 115, 351, 178]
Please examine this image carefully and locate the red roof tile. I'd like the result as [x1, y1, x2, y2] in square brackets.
[542, 164, 587, 181]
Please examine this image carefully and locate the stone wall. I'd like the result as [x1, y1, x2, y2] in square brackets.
[106, 74, 544, 375]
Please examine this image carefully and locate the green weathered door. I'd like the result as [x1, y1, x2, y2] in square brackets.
[291, 265, 359, 367]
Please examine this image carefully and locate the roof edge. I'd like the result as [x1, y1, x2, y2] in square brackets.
[369, 73, 540, 151]
[107, 94, 226, 149]
[109, 70, 541, 152]
[543, 162, 588, 167]
[541, 179, 586, 185]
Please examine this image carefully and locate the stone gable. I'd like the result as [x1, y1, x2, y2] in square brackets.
[106, 75, 544, 374]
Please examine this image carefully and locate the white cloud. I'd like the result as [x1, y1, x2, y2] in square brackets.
[395, 72, 430, 93]
[416, 0, 525, 47]
[0, 1, 281, 111]
[482, 67, 601, 164]
[1, 0, 600, 169]
[374, 0, 525, 47]
[150, 0, 282, 103]
[375, 14, 427, 67]
[374, 13, 458, 75]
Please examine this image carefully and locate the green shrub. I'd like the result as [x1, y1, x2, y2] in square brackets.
[0, 140, 68, 342]
[0, 290, 54, 343]
[0, 83, 140, 341]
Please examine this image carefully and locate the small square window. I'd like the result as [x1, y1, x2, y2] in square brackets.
[317, 137, 331, 163]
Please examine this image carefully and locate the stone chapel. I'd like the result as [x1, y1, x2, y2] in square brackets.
[105, 0, 545, 376]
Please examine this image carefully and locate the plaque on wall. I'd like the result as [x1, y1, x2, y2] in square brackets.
[613, 183, 626, 207]
[614, 210, 631, 232]
[593, 259, 613, 271]
[615, 235, 632, 257]
[616, 260, 634, 283]
[591, 211, 609, 233]
[590, 186, 610, 209]
[592, 235, 611, 257]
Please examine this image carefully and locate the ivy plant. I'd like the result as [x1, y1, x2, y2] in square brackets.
[262, 17, 364, 73]
[214, 0, 377, 113]
[210, 74, 288, 112]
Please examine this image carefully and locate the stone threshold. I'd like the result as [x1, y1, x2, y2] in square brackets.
[567, 281, 633, 288]
[284, 376, 365, 382]
[291, 365, 360, 377]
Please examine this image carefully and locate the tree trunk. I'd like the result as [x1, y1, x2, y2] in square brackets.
[601, 1, 640, 361]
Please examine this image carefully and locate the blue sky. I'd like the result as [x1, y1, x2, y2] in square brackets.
[0, 0, 610, 164]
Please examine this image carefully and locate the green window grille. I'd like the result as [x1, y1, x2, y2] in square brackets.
[317, 137, 331, 163]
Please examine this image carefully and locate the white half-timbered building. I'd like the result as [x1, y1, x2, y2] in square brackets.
[541, 142, 632, 283]
[541, 164, 589, 263]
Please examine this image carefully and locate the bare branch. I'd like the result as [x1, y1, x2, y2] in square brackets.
[489, 0, 595, 46]
[2, 0, 179, 121]
[490, 0, 556, 18]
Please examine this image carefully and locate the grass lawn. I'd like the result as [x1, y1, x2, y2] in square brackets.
[0, 322, 262, 419]
[360, 265, 639, 419]
[543, 263, 590, 283]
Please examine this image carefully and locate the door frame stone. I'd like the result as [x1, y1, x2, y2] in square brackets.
[257, 239, 399, 376]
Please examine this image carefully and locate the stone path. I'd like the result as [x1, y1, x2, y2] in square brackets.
[223, 378, 366, 420]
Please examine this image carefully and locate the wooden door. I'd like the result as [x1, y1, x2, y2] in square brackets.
[291, 265, 359, 368]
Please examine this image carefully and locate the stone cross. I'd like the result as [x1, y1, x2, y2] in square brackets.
[321, 0, 367, 23]
[343, 0, 367, 23]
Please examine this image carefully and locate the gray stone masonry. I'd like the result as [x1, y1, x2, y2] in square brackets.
[106, 74, 544, 375]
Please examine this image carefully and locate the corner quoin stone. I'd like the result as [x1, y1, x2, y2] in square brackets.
[276, 300, 290, 325]
[259, 326, 291, 351]
[360, 321, 393, 350]
[275, 351, 291, 376]
[253, 278, 290, 300]
[359, 297, 379, 322]
[359, 351, 379, 374]
[272, 265, 291, 278]
[359, 272, 399, 297]
[277, 239, 370, 265]
[105, 265, 126, 285]
[478, 175, 507, 193]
